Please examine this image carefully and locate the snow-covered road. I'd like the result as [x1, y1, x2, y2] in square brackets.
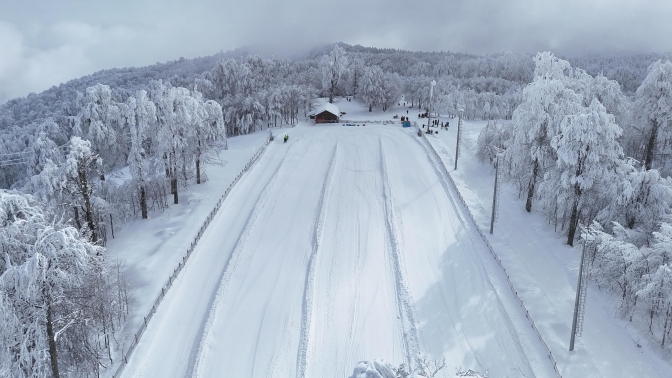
[121, 124, 553, 377]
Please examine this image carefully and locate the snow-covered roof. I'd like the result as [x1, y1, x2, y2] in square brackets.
[311, 102, 340, 117]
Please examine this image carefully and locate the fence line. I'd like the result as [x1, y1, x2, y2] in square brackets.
[420, 131, 563, 378]
[110, 132, 273, 378]
[339, 119, 408, 125]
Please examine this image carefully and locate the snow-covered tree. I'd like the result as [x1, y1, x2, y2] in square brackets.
[127, 90, 156, 218]
[381, 73, 402, 112]
[632, 60, 672, 171]
[320, 45, 349, 104]
[597, 165, 672, 239]
[360, 65, 385, 112]
[504, 52, 582, 212]
[64, 137, 103, 243]
[542, 99, 623, 245]
[482, 102, 491, 120]
[0, 190, 129, 377]
[347, 58, 365, 97]
[72, 84, 126, 174]
[477, 120, 511, 166]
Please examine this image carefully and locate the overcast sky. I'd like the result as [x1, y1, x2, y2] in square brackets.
[1, 0, 671, 104]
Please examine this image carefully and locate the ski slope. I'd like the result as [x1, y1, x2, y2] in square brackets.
[121, 124, 553, 377]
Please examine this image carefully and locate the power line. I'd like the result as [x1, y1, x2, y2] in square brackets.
[0, 157, 29, 164]
[0, 151, 30, 158]
[0, 160, 28, 168]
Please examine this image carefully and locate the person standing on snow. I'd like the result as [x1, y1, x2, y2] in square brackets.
[284, 134, 289, 143]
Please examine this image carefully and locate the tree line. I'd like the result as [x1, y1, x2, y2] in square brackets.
[477, 52, 672, 349]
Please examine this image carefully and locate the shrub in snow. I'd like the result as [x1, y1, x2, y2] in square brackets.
[588, 221, 672, 347]
[349, 360, 398, 378]
[476, 120, 511, 167]
[349, 354, 453, 378]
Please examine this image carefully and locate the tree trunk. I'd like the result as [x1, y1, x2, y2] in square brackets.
[196, 159, 201, 184]
[46, 305, 60, 378]
[663, 305, 671, 347]
[567, 185, 582, 246]
[78, 163, 97, 243]
[644, 119, 658, 170]
[73, 206, 82, 230]
[140, 186, 147, 219]
[196, 140, 202, 184]
[525, 159, 539, 212]
[164, 153, 170, 177]
[567, 200, 579, 246]
[172, 177, 178, 204]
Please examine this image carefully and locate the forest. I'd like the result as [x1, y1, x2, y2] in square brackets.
[2, 42, 672, 376]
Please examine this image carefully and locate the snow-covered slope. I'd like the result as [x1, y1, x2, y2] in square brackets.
[120, 123, 555, 377]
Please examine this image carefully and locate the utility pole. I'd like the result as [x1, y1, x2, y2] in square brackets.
[427, 80, 436, 134]
[570, 229, 592, 351]
[490, 151, 501, 234]
[454, 105, 464, 170]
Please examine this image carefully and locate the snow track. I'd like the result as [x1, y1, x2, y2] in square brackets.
[296, 144, 338, 378]
[192, 135, 337, 377]
[379, 137, 421, 370]
[304, 131, 405, 377]
[190, 146, 292, 377]
[120, 142, 288, 378]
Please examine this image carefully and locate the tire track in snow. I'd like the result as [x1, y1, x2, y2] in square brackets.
[378, 137, 422, 371]
[296, 143, 338, 378]
[190, 146, 292, 378]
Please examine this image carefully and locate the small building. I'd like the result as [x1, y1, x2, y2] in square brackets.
[311, 103, 340, 124]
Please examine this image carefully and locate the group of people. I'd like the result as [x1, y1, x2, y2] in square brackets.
[426, 119, 450, 129]
[422, 125, 438, 135]
[421, 119, 451, 135]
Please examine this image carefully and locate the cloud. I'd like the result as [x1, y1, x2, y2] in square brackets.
[1, 0, 672, 103]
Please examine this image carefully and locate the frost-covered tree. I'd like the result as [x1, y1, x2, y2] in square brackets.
[637, 264, 672, 346]
[190, 91, 226, 184]
[360, 65, 385, 112]
[482, 102, 491, 120]
[597, 165, 672, 239]
[477, 120, 511, 166]
[203, 99, 227, 151]
[0, 190, 129, 377]
[632, 60, 672, 171]
[72, 84, 126, 175]
[347, 57, 365, 97]
[26, 128, 63, 178]
[542, 99, 623, 245]
[381, 73, 402, 112]
[127, 90, 156, 218]
[64, 137, 103, 243]
[320, 45, 349, 104]
[588, 221, 672, 346]
[504, 52, 582, 212]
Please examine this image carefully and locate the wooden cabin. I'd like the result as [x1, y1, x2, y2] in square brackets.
[311, 103, 340, 124]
